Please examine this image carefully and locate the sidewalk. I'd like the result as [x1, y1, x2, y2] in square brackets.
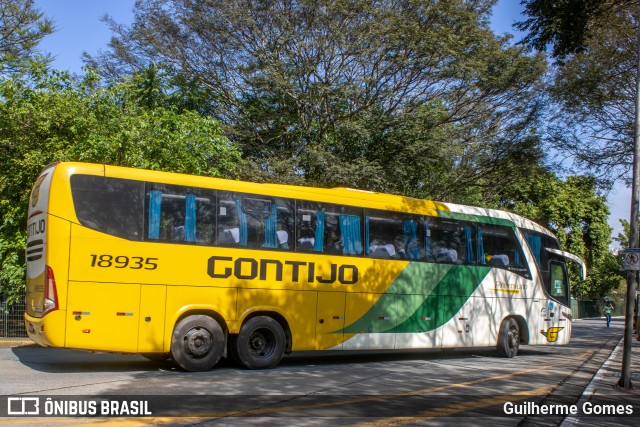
[0, 337, 32, 348]
[561, 329, 640, 426]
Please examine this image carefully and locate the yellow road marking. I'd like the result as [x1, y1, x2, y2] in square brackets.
[351, 386, 554, 427]
[1, 351, 593, 426]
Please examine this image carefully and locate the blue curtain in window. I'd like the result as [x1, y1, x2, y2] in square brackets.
[148, 190, 162, 239]
[314, 211, 325, 252]
[235, 199, 248, 246]
[464, 226, 473, 262]
[527, 234, 542, 267]
[365, 216, 370, 255]
[477, 227, 485, 264]
[185, 193, 197, 242]
[263, 204, 278, 248]
[339, 214, 362, 255]
[403, 219, 420, 260]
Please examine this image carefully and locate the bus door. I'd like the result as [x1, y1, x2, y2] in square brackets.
[541, 260, 571, 344]
[316, 291, 345, 350]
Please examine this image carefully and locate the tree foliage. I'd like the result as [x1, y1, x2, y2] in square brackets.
[0, 68, 243, 302]
[90, 0, 548, 203]
[516, 0, 616, 61]
[0, 0, 53, 75]
[518, 1, 637, 186]
[500, 168, 618, 298]
[516, 0, 632, 300]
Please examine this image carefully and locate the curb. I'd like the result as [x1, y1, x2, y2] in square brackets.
[559, 336, 624, 426]
[517, 333, 622, 426]
[0, 338, 33, 348]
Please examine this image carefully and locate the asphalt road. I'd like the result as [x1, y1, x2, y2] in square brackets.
[0, 318, 633, 426]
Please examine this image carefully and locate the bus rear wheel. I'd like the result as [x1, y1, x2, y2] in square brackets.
[235, 316, 285, 369]
[171, 315, 225, 371]
[497, 317, 519, 358]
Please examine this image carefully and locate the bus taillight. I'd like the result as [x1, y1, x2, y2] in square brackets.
[43, 265, 59, 315]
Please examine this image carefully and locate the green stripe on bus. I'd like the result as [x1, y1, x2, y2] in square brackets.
[436, 210, 514, 227]
[338, 263, 491, 334]
[391, 265, 491, 333]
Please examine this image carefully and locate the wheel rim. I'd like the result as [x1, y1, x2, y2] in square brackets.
[184, 326, 213, 359]
[508, 325, 519, 351]
[248, 328, 276, 358]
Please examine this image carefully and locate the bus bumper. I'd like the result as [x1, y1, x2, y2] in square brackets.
[24, 310, 66, 347]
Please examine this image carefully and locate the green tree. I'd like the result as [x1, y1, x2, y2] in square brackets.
[517, 1, 636, 185]
[500, 168, 619, 299]
[0, 0, 53, 75]
[516, 0, 619, 60]
[90, 0, 548, 200]
[0, 68, 243, 303]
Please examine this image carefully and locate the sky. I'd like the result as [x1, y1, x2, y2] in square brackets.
[33, 0, 632, 243]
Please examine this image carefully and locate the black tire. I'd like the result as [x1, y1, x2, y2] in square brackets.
[141, 353, 171, 362]
[497, 317, 520, 358]
[171, 315, 225, 371]
[235, 316, 286, 369]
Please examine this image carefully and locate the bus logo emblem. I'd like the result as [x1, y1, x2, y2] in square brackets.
[30, 174, 47, 207]
[541, 327, 563, 342]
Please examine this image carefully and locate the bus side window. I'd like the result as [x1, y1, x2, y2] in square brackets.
[146, 185, 215, 244]
[295, 202, 363, 256]
[71, 175, 144, 240]
[217, 192, 249, 247]
[366, 210, 424, 260]
[217, 193, 293, 251]
[478, 224, 531, 278]
[426, 218, 474, 265]
[271, 198, 294, 250]
[296, 202, 325, 252]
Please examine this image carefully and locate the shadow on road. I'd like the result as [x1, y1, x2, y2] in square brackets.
[11, 340, 551, 375]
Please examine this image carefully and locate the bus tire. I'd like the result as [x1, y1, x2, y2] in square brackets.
[497, 317, 519, 358]
[235, 316, 286, 369]
[171, 315, 225, 371]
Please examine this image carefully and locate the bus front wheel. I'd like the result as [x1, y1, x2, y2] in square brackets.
[497, 317, 519, 358]
[235, 316, 286, 369]
[171, 315, 225, 371]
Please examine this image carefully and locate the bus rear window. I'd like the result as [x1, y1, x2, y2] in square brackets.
[71, 175, 144, 240]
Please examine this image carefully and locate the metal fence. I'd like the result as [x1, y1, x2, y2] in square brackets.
[571, 299, 626, 319]
[0, 302, 27, 338]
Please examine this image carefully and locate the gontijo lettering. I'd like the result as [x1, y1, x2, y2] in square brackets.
[207, 256, 359, 285]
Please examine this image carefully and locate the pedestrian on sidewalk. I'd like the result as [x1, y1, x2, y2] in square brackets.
[603, 300, 614, 328]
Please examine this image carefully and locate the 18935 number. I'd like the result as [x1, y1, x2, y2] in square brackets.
[90, 254, 158, 270]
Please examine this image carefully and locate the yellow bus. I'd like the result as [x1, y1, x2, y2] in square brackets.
[25, 162, 585, 371]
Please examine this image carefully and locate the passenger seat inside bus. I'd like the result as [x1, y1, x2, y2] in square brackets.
[489, 254, 509, 267]
[369, 244, 397, 259]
